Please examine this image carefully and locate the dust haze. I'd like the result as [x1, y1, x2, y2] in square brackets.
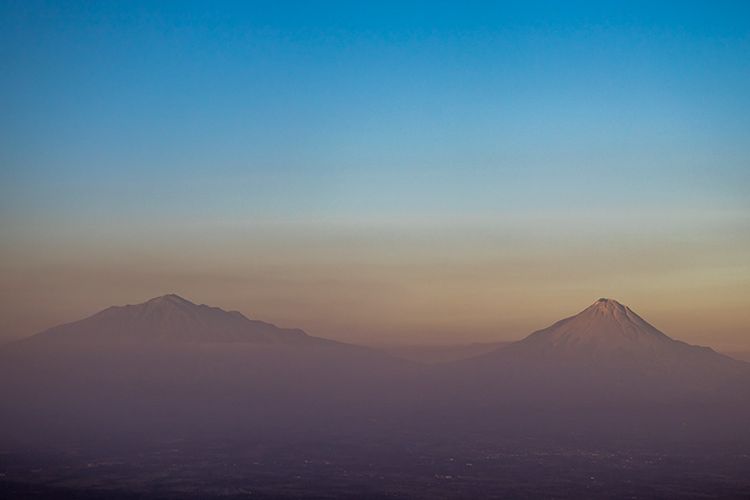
[1, 295, 749, 498]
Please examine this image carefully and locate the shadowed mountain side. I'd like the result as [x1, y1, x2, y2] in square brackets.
[0, 295, 422, 450]
[402, 299, 750, 445]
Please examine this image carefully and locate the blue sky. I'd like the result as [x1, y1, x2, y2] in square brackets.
[3, 1, 749, 218]
[1, 1, 749, 346]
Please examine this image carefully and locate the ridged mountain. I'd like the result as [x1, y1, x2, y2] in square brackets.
[27, 294, 318, 344]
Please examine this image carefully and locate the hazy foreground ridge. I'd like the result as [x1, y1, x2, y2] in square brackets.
[1, 295, 749, 498]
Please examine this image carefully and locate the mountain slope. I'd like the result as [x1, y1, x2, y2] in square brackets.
[0, 296, 748, 453]
[459, 298, 749, 397]
[501, 298, 734, 364]
[0, 295, 416, 449]
[517, 298, 673, 356]
[22, 294, 321, 345]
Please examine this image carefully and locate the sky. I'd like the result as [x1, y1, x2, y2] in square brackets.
[1, 1, 749, 350]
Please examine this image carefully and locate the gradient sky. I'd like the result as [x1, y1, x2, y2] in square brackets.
[1, 1, 749, 350]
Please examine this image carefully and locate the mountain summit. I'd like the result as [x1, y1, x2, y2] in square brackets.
[460, 299, 748, 399]
[515, 298, 676, 357]
[28, 294, 315, 344]
[475, 298, 746, 381]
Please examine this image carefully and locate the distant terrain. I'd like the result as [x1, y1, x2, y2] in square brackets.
[1, 295, 749, 498]
[373, 341, 509, 363]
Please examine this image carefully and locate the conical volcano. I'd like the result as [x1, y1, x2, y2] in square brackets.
[513, 298, 678, 358]
[465, 299, 748, 393]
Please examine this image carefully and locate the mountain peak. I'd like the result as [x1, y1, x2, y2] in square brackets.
[141, 294, 198, 310]
[588, 297, 627, 311]
[147, 293, 194, 305]
[581, 297, 633, 319]
[515, 298, 674, 357]
[595, 297, 620, 305]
